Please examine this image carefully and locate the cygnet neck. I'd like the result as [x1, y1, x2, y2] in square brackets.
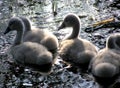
[13, 22, 24, 46]
[68, 19, 80, 39]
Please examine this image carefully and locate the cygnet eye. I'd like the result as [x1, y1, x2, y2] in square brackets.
[65, 18, 69, 23]
[10, 21, 15, 26]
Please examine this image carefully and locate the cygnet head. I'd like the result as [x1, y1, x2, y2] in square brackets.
[107, 33, 120, 50]
[58, 13, 81, 30]
[19, 17, 31, 31]
[4, 17, 24, 34]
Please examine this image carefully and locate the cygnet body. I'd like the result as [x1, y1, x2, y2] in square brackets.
[58, 13, 98, 71]
[4, 17, 54, 74]
[20, 17, 59, 59]
[89, 33, 120, 88]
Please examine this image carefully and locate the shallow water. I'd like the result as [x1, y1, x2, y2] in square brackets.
[0, 0, 120, 88]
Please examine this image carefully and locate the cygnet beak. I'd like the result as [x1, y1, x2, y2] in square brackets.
[4, 27, 11, 34]
[58, 22, 66, 30]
